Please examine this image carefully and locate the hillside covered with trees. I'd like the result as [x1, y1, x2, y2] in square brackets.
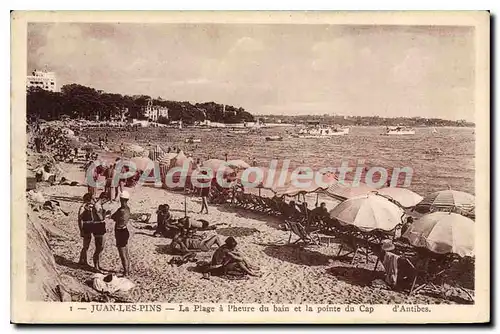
[26, 83, 255, 125]
[258, 114, 474, 127]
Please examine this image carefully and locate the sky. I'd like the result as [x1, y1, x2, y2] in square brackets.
[27, 23, 475, 121]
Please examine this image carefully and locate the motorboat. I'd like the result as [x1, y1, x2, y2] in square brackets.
[385, 126, 415, 135]
[265, 135, 283, 141]
[185, 138, 201, 144]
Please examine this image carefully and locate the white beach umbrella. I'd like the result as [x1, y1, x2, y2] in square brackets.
[324, 181, 376, 201]
[329, 193, 404, 232]
[402, 212, 474, 257]
[377, 187, 424, 208]
[227, 159, 251, 170]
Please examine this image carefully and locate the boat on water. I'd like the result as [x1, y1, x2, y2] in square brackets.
[229, 129, 250, 134]
[431, 127, 438, 134]
[185, 137, 201, 144]
[297, 125, 349, 137]
[384, 126, 415, 135]
[265, 136, 283, 141]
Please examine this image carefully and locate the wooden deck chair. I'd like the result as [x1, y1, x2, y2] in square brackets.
[287, 221, 321, 245]
[407, 254, 473, 301]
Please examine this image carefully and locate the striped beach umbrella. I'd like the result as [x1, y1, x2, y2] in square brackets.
[415, 190, 475, 214]
[402, 212, 474, 257]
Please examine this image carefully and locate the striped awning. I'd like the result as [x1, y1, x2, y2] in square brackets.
[157, 152, 177, 165]
[149, 145, 165, 162]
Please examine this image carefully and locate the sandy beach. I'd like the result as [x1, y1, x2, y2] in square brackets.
[34, 160, 468, 305]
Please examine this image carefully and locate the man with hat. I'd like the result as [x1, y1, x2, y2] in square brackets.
[379, 239, 399, 287]
[111, 191, 132, 276]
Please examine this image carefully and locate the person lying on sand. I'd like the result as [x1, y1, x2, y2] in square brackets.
[169, 229, 223, 254]
[210, 237, 261, 277]
[178, 217, 224, 232]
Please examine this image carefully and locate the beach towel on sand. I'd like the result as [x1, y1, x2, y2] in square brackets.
[92, 273, 135, 294]
[382, 252, 400, 287]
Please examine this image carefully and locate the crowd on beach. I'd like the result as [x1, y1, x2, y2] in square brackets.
[26, 121, 475, 301]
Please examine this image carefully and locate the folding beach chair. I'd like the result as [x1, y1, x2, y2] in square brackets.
[286, 221, 321, 246]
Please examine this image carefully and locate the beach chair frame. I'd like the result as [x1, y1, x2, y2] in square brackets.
[286, 220, 321, 246]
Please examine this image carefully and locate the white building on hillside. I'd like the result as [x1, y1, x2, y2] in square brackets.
[142, 99, 169, 122]
[27, 70, 57, 92]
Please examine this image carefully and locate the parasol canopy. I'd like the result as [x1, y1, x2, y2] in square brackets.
[377, 187, 423, 208]
[323, 181, 376, 201]
[124, 143, 145, 157]
[329, 193, 404, 232]
[61, 128, 75, 137]
[170, 150, 194, 168]
[274, 170, 338, 197]
[129, 156, 155, 172]
[226, 159, 251, 170]
[157, 152, 177, 166]
[201, 159, 235, 178]
[402, 212, 474, 257]
[415, 190, 475, 214]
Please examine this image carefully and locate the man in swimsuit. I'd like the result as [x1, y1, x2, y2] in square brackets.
[198, 170, 211, 214]
[169, 228, 223, 254]
[77, 192, 107, 272]
[111, 191, 131, 276]
[211, 237, 260, 277]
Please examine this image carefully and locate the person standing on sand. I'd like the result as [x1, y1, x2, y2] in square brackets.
[77, 193, 107, 272]
[111, 191, 132, 276]
[113, 157, 125, 201]
[199, 170, 210, 214]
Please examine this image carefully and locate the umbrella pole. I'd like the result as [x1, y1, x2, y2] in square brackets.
[259, 187, 261, 197]
[315, 193, 319, 207]
[184, 194, 187, 217]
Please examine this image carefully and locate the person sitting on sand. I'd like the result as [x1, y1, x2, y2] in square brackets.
[169, 228, 223, 255]
[210, 237, 260, 277]
[154, 204, 180, 237]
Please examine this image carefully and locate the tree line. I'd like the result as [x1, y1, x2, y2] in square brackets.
[258, 114, 474, 127]
[26, 83, 255, 125]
